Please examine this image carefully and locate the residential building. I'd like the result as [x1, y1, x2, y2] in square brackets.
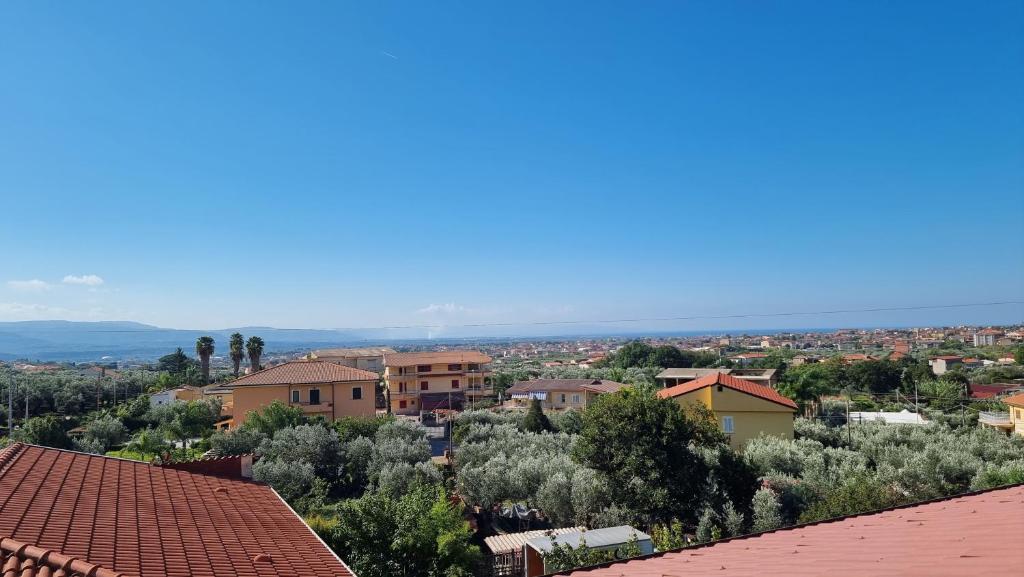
[305, 346, 396, 373]
[841, 353, 877, 364]
[929, 355, 963, 375]
[202, 383, 235, 428]
[0, 443, 356, 577]
[148, 385, 202, 408]
[505, 379, 627, 411]
[657, 372, 797, 449]
[730, 352, 767, 366]
[383, 351, 491, 415]
[228, 360, 377, 428]
[974, 329, 1001, 347]
[886, 350, 909, 361]
[656, 367, 778, 388]
[980, 393, 1024, 436]
[524, 526, 653, 577]
[848, 409, 927, 425]
[551, 484, 1024, 577]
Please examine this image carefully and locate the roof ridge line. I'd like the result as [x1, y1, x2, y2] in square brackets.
[0, 536, 128, 577]
[544, 482, 1024, 576]
[0, 442, 26, 476]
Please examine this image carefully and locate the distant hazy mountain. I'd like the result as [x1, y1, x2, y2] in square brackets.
[0, 320, 385, 362]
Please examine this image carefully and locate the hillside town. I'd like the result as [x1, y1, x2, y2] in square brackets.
[2, 323, 1023, 576]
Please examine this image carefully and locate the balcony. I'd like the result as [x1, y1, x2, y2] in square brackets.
[979, 412, 1012, 429]
[296, 402, 333, 414]
[465, 386, 495, 396]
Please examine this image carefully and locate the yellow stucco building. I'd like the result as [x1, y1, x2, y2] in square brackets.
[383, 351, 492, 415]
[227, 361, 378, 428]
[657, 372, 797, 450]
[505, 379, 627, 411]
[980, 393, 1024, 437]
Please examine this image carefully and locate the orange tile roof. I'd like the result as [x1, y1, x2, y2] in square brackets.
[657, 372, 798, 410]
[1002, 393, 1024, 407]
[231, 360, 378, 387]
[384, 351, 492, 366]
[2, 536, 126, 577]
[553, 484, 1024, 577]
[0, 443, 354, 577]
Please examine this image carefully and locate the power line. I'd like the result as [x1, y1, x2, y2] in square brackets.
[46, 299, 1024, 333]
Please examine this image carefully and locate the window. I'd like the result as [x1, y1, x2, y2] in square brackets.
[352, 387, 362, 400]
[399, 382, 405, 393]
[468, 363, 480, 371]
[722, 416, 735, 434]
[399, 400, 407, 409]
[420, 381, 429, 391]
[452, 379, 460, 389]
[572, 394, 581, 404]
[417, 365, 432, 373]
[448, 363, 462, 371]
[560, 394, 566, 403]
[291, 390, 300, 403]
[309, 389, 320, 405]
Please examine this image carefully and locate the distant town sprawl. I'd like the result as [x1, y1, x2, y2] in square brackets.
[1, 323, 1023, 577]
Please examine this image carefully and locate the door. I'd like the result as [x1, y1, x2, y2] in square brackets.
[309, 389, 321, 405]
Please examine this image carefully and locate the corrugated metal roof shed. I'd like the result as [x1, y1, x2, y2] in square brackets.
[484, 528, 584, 555]
[525, 526, 651, 553]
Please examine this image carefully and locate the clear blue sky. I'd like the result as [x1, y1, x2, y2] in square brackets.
[1, 1, 1021, 333]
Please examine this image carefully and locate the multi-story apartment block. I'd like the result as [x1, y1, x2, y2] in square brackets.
[383, 351, 492, 415]
[305, 346, 396, 373]
[973, 330, 1000, 347]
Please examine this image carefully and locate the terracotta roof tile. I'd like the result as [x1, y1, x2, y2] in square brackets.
[1, 536, 126, 577]
[230, 360, 378, 387]
[657, 372, 798, 410]
[1002, 393, 1024, 407]
[383, 351, 491, 366]
[0, 444, 354, 577]
[552, 484, 1024, 576]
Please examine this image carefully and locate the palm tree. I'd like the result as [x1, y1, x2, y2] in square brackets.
[125, 427, 168, 463]
[195, 336, 215, 384]
[229, 333, 245, 377]
[246, 336, 265, 373]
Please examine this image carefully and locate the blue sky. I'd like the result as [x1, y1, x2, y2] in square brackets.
[0, 1, 1021, 332]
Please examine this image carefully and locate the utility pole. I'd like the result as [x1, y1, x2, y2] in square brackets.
[7, 372, 13, 434]
[846, 396, 851, 445]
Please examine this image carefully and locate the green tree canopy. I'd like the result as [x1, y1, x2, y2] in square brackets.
[574, 389, 711, 524]
[229, 332, 246, 377]
[246, 336, 265, 372]
[242, 400, 304, 437]
[157, 348, 196, 375]
[330, 483, 481, 577]
[522, 398, 553, 433]
[13, 415, 70, 449]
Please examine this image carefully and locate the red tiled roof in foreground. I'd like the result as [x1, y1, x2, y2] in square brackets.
[2, 536, 126, 577]
[232, 360, 379, 387]
[552, 484, 1024, 577]
[657, 372, 798, 410]
[0, 443, 355, 577]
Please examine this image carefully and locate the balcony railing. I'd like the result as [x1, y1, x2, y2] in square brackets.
[979, 412, 1012, 427]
